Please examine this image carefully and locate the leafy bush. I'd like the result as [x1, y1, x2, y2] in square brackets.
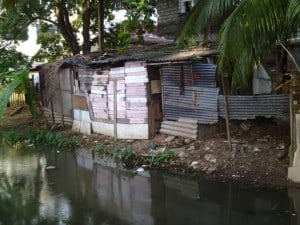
[2, 128, 78, 149]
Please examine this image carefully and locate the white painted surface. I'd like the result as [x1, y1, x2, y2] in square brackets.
[73, 109, 90, 122]
[92, 121, 149, 139]
[80, 121, 91, 135]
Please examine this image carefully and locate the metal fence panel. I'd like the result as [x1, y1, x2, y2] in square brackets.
[218, 95, 290, 120]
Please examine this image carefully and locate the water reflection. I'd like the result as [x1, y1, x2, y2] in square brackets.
[0, 145, 299, 225]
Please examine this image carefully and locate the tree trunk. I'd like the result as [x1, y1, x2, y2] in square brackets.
[98, 0, 105, 54]
[82, 0, 92, 53]
[55, 0, 80, 55]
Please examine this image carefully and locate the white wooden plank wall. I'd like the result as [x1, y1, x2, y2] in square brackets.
[124, 61, 148, 124]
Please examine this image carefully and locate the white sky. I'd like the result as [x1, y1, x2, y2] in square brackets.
[16, 25, 40, 57]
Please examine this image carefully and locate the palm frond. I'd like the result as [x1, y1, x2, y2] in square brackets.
[0, 79, 22, 118]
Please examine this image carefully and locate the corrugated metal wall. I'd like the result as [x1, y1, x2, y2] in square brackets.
[162, 63, 219, 124]
[219, 94, 290, 120]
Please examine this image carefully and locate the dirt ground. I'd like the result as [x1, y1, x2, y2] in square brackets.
[0, 105, 294, 189]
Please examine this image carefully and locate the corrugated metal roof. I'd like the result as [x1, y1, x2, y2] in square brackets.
[34, 45, 217, 70]
[88, 46, 217, 66]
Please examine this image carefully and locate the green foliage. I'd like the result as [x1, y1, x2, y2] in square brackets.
[0, 47, 29, 73]
[0, 69, 39, 119]
[2, 129, 78, 149]
[121, 0, 156, 44]
[93, 142, 176, 168]
[0, 0, 157, 60]
[117, 31, 131, 53]
[33, 23, 71, 62]
[146, 151, 176, 166]
[95, 144, 109, 156]
[0, 78, 22, 118]
[178, 0, 300, 93]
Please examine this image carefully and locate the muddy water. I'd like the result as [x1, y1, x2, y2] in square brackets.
[0, 144, 300, 225]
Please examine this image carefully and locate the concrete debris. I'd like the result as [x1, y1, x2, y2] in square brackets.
[204, 154, 217, 164]
[184, 138, 193, 144]
[187, 145, 195, 151]
[240, 122, 251, 131]
[190, 161, 199, 169]
[206, 166, 217, 174]
[253, 146, 262, 152]
[164, 135, 176, 143]
[169, 147, 186, 154]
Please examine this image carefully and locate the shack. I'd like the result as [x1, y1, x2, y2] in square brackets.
[37, 45, 290, 140]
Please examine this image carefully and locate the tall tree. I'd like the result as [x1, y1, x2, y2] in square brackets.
[178, 0, 300, 92]
[0, 0, 157, 61]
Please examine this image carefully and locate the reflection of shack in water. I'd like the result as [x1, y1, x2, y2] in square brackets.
[76, 151, 300, 225]
[162, 175, 296, 225]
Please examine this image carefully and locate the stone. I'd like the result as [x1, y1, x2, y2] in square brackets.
[178, 152, 186, 158]
[204, 154, 217, 164]
[253, 146, 261, 152]
[164, 135, 176, 143]
[187, 145, 195, 151]
[184, 138, 193, 144]
[204, 146, 210, 151]
[206, 166, 217, 174]
[190, 161, 199, 169]
[169, 147, 186, 154]
[240, 122, 251, 131]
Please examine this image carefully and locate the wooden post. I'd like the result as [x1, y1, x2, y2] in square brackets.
[113, 80, 117, 140]
[222, 75, 232, 152]
[58, 71, 65, 126]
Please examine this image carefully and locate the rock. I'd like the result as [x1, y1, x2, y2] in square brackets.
[204, 154, 216, 163]
[240, 122, 251, 131]
[187, 145, 195, 151]
[169, 147, 186, 154]
[178, 152, 186, 158]
[210, 158, 217, 164]
[277, 148, 288, 160]
[253, 146, 261, 152]
[206, 166, 217, 174]
[184, 138, 193, 144]
[204, 146, 210, 151]
[190, 161, 199, 169]
[164, 136, 176, 143]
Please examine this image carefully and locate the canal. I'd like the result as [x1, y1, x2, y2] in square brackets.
[0, 144, 299, 225]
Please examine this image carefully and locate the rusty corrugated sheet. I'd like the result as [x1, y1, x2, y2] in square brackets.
[218, 94, 290, 120]
[162, 63, 219, 124]
[162, 63, 217, 88]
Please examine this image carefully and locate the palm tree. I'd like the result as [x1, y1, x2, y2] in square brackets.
[178, 0, 300, 92]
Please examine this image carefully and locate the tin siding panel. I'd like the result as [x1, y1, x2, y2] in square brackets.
[218, 95, 290, 120]
[162, 63, 219, 124]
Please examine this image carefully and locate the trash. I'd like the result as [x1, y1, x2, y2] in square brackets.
[45, 165, 56, 170]
[27, 144, 34, 147]
[136, 167, 145, 173]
